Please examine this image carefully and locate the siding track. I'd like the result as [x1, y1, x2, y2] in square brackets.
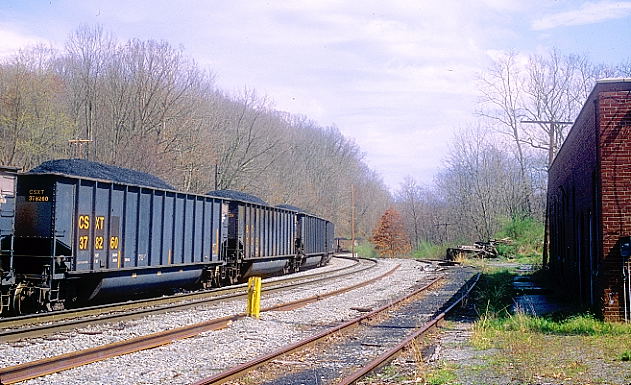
[0, 258, 390, 385]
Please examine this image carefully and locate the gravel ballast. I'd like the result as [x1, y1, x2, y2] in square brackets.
[1, 258, 466, 385]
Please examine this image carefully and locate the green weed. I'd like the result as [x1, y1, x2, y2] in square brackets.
[426, 367, 458, 385]
[413, 240, 448, 259]
[474, 269, 516, 318]
[355, 241, 378, 258]
[494, 216, 544, 260]
[485, 313, 631, 335]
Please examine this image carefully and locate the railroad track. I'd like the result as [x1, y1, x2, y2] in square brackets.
[0, 256, 374, 342]
[0, 258, 395, 385]
[190, 267, 479, 385]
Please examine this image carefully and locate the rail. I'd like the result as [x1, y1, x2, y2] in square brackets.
[0, 261, 394, 385]
[338, 272, 481, 384]
[0, 256, 372, 342]
[190, 274, 444, 385]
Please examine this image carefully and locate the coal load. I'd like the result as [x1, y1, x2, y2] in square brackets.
[207, 189, 267, 205]
[276, 204, 311, 214]
[30, 159, 174, 190]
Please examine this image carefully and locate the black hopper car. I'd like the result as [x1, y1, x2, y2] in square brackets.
[0, 160, 334, 315]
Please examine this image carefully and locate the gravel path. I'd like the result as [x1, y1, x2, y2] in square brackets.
[2, 258, 456, 385]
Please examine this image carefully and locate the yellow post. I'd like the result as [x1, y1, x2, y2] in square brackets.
[246, 276, 262, 318]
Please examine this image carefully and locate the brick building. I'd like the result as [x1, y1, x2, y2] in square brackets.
[547, 79, 631, 321]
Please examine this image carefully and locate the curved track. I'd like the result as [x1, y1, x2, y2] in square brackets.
[190, 265, 479, 385]
[0, 256, 374, 342]
[0, 259, 392, 385]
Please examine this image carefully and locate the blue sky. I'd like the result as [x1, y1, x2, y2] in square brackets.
[1, 0, 630, 190]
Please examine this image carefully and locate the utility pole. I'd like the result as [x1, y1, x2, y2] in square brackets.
[68, 139, 93, 159]
[214, 163, 220, 190]
[351, 185, 356, 258]
[520, 120, 573, 167]
[521, 119, 573, 267]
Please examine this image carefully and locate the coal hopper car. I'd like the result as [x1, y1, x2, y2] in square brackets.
[12, 160, 227, 313]
[6, 160, 335, 314]
[0, 166, 18, 313]
[207, 191, 334, 281]
[277, 204, 335, 268]
[209, 191, 298, 283]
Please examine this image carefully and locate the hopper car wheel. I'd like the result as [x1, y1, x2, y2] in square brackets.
[12, 283, 41, 315]
[229, 272, 239, 285]
[224, 269, 239, 286]
[211, 268, 223, 288]
[293, 257, 302, 273]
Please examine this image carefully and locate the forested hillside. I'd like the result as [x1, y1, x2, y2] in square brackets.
[0, 26, 390, 238]
[3, 26, 631, 250]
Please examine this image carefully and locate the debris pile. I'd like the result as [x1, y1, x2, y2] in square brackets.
[445, 239, 511, 260]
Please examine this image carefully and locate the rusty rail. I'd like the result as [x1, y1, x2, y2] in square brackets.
[0, 262, 394, 385]
[0, 316, 237, 385]
[0, 256, 372, 342]
[190, 274, 444, 385]
[338, 272, 481, 385]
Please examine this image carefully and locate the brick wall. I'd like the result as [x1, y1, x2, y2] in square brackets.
[547, 89, 598, 309]
[598, 89, 631, 321]
[548, 81, 631, 321]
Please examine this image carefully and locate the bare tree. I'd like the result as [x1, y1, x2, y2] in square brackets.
[0, 46, 71, 168]
[0, 25, 394, 242]
[396, 176, 423, 248]
[436, 127, 519, 241]
[478, 51, 533, 213]
[59, 25, 115, 159]
[616, 59, 631, 76]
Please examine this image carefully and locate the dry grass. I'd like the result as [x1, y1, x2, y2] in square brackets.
[470, 329, 631, 383]
[469, 267, 631, 384]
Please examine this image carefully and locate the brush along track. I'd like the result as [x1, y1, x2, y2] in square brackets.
[190, 266, 478, 385]
[0, 256, 371, 342]
[0, 262, 398, 385]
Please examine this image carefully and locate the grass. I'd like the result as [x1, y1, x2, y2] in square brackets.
[494, 216, 544, 261]
[356, 240, 447, 259]
[473, 268, 516, 317]
[425, 367, 458, 385]
[468, 265, 631, 384]
[413, 241, 448, 260]
[484, 313, 631, 335]
[355, 241, 378, 258]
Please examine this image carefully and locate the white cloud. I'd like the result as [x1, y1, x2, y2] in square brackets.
[8, 0, 611, 189]
[0, 24, 45, 58]
[179, 1, 497, 189]
[532, 1, 631, 30]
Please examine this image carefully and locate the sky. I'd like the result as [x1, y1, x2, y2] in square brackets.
[1, 0, 630, 191]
